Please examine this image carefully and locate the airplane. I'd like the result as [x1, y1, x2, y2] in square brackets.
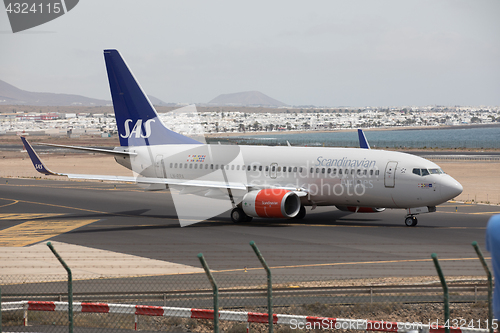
[21, 49, 463, 227]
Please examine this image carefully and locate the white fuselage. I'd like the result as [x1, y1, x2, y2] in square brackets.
[117, 144, 463, 209]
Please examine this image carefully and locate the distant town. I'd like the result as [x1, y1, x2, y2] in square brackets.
[0, 105, 499, 138]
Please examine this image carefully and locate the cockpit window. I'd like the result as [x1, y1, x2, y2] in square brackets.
[429, 168, 443, 174]
[412, 168, 421, 176]
[421, 169, 430, 176]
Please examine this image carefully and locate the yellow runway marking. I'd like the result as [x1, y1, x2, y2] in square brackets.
[214, 256, 491, 273]
[0, 219, 99, 247]
[0, 213, 63, 220]
[439, 211, 500, 215]
[0, 199, 18, 208]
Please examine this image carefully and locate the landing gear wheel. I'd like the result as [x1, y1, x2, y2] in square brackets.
[405, 216, 418, 227]
[231, 207, 251, 223]
[294, 206, 306, 220]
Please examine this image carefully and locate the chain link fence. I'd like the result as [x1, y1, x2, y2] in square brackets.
[1, 243, 492, 333]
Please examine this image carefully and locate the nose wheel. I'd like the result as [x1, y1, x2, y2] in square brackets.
[405, 216, 418, 227]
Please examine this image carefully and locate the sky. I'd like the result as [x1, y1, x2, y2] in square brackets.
[1, 0, 499, 107]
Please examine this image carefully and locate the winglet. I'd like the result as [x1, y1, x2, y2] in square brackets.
[357, 129, 370, 149]
[20, 137, 60, 176]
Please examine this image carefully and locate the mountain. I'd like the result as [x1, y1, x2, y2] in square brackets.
[0, 79, 110, 106]
[0, 79, 169, 107]
[208, 91, 286, 107]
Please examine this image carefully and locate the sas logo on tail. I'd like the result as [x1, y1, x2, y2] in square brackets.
[120, 119, 155, 139]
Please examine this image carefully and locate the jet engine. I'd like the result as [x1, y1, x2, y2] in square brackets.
[242, 189, 301, 218]
[335, 206, 385, 213]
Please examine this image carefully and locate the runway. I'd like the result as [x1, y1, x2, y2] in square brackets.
[0, 177, 497, 283]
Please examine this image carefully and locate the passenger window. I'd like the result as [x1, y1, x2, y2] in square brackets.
[412, 168, 421, 176]
[205, 164, 208, 169]
[357, 169, 361, 175]
[421, 169, 430, 176]
[293, 167, 297, 172]
[322, 168, 325, 174]
[179, 164, 183, 169]
[327, 168, 331, 174]
[169, 163, 173, 168]
[375, 170, 379, 176]
[339, 169, 343, 175]
[184, 163, 188, 168]
[272, 166, 276, 172]
[333, 168, 337, 175]
[363, 170, 367, 175]
[316, 168, 320, 173]
[215, 164, 219, 170]
[237, 165, 240, 170]
[310, 168, 314, 173]
[194, 164, 198, 169]
[248, 165, 251, 171]
[283, 166, 287, 172]
[299, 167, 303, 173]
[278, 167, 282, 172]
[174, 163, 178, 168]
[288, 167, 292, 172]
[351, 169, 354, 175]
[259, 166, 262, 171]
[231, 165, 235, 170]
[370, 170, 373, 176]
[210, 164, 214, 169]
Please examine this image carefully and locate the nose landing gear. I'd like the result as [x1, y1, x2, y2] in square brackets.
[405, 215, 418, 227]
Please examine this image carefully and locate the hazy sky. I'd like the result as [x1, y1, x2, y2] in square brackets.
[1, 0, 499, 107]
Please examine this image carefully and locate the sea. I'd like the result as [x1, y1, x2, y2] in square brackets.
[219, 125, 500, 149]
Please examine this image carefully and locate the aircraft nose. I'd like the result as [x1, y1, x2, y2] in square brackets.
[441, 176, 463, 200]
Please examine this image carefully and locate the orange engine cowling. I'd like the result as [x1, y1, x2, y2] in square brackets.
[335, 205, 385, 213]
[242, 189, 301, 218]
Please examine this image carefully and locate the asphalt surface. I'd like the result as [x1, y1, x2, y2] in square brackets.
[0, 177, 497, 281]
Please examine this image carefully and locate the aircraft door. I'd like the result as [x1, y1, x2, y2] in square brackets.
[269, 163, 278, 179]
[384, 161, 398, 188]
[155, 155, 164, 178]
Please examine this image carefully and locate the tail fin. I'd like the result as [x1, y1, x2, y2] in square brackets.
[357, 129, 370, 149]
[103, 49, 200, 146]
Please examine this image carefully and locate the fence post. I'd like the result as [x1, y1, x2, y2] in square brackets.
[250, 241, 273, 333]
[431, 253, 449, 333]
[197, 253, 219, 333]
[47, 242, 73, 333]
[431, 253, 450, 333]
[472, 241, 493, 333]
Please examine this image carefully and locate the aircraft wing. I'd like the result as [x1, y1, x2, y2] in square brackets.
[31, 142, 137, 156]
[21, 137, 311, 198]
[20, 136, 248, 190]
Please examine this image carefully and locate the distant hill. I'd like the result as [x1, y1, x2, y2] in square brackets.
[0, 79, 110, 106]
[0, 79, 167, 106]
[208, 91, 286, 107]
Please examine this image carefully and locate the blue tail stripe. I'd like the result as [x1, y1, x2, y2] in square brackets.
[357, 129, 370, 149]
[103, 49, 200, 146]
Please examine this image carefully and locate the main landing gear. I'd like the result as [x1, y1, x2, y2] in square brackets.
[230, 207, 253, 223]
[405, 215, 418, 227]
